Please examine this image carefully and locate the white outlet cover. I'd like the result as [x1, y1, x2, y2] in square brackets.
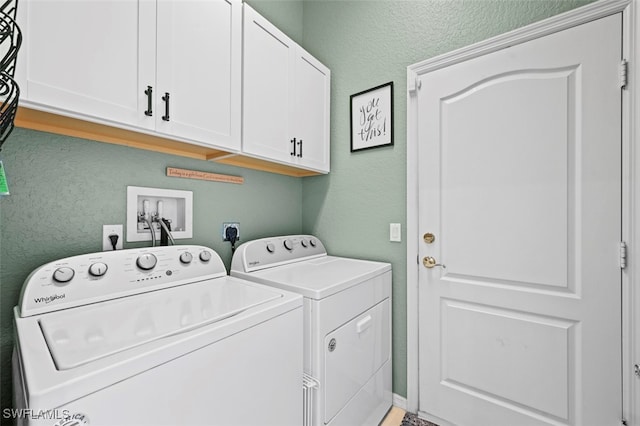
[103, 224, 123, 251]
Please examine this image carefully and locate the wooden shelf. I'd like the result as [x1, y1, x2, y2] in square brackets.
[216, 154, 321, 178]
[15, 106, 322, 177]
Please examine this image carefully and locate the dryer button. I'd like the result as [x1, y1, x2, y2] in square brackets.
[283, 239, 294, 251]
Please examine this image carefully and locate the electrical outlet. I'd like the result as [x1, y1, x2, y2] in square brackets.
[222, 222, 240, 241]
[103, 224, 123, 251]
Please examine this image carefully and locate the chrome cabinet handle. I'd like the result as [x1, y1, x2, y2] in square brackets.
[290, 138, 296, 156]
[162, 92, 170, 122]
[297, 139, 303, 158]
[144, 86, 153, 117]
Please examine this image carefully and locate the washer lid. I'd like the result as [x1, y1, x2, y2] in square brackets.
[39, 278, 282, 370]
[240, 256, 391, 299]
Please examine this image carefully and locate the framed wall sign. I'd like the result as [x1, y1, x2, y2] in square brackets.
[350, 81, 394, 152]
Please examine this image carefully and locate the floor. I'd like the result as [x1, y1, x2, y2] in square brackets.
[381, 406, 407, 426]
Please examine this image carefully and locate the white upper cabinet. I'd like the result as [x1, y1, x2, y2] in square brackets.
[242, 4, 330, 173]
[242, 4, 295, 165]
[155, 0, 241, 149]
[292, 48, 330, 172]
[17, 0, 154, 129]
[17, 0, 241, 152]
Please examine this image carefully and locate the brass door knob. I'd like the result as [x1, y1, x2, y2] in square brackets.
[423, 256, 446, 269]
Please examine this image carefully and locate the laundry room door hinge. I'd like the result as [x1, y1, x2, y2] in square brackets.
[408, 76, 422, 94]
[620, 241, 627, 269]
[620, 59, 628, 89]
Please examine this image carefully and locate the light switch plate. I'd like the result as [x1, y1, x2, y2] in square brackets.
[390, 223, 401, 242]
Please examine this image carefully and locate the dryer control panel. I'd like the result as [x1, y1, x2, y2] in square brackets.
[18, 245, 225, 317]
[231, 235, 327, 273]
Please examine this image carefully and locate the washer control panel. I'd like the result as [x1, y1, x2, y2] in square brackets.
[231, 235, 326, 273]
[19, 245, 225, 317]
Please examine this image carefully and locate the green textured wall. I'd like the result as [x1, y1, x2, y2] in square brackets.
[299, 0, 593, 398]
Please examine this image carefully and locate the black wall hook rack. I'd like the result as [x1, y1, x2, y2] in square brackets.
[0, 0, 21, 152]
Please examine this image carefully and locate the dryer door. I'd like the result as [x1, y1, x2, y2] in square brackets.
[324, 298, 391, 423]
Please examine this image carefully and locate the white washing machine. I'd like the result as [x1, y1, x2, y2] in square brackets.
[12, 245, 303, 426]
[230, 235, 392, 426]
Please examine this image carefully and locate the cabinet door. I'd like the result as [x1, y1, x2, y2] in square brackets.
[155, 0, 241, 151]
[19, 0, 155, 129]
[242, 4, 295, 163]
[292, 48, 330, 173]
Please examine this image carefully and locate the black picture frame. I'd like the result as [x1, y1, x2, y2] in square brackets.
[350, 81, 394, 152]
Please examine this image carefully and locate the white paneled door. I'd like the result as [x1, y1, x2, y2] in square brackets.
[417, 14, 622, 426]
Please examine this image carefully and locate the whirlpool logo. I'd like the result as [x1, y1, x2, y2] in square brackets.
[33, 293, 65, 304]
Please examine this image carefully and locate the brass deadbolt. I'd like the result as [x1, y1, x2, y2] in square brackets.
[423, 233, 435, 244]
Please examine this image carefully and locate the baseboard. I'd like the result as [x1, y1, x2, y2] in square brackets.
[392, 393, 408, 411]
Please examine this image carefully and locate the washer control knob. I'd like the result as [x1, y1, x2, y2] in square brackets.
[53, 267, 75, 284]
[309, 238, 317, 247]
[301, 239, 308, 248]
[179, 252, 193, 264]
[266, 243, 276, 253]
[199, 251, 212, 262]
[283, 239, 294, 251]
[136, 253, 157, 271]
[88, 262, 108, 277]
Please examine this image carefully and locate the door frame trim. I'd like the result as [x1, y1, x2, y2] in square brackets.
[406, 0, 638, 423]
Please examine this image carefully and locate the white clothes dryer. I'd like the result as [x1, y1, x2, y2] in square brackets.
[13, 245, 303, 426]
[231, 235, 392, 426]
